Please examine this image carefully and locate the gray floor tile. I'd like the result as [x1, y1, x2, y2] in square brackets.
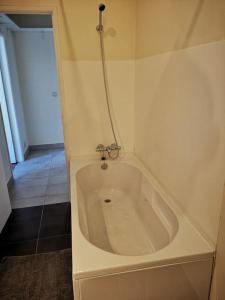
[11, 149, 68, 208]
[51, 149, 65, 157]
[12, 177, 49, 188]
[51, 161, 66, 169]
[11, 185, 47, 200]
[45, 194, 70, 205]
[48, 174, 68, 185]
[51, 153, 66, 168]
[13, 168, 50, 180]
[11, 196, 46, 209]
[50, 166, 67, 177]
[46, 183, 68, 196]
[21, 157, 51, 168]
[28, 149, 52, 158]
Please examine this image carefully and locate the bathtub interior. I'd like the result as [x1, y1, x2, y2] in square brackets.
[76, 162, 178, 256]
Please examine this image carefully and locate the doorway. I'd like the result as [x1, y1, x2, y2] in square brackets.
[0, 13, 71, 257]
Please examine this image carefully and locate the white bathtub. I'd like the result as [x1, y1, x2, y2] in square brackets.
[70, 154, 214, 300]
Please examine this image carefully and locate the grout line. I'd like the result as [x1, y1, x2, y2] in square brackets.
[14, 149, 67, 254]
[38, 233, 71, 241]
[35, 150, 55, 254]
[35, 203, 45, 254]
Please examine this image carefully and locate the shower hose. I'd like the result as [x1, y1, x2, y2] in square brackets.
[98, 29, 120, 160]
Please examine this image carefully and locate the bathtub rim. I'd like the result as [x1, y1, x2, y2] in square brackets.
[70, 153, 215, 280]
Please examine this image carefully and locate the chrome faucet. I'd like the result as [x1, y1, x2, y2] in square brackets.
[96, 143, 121, 155]
[96, 143, 121, 162]
[96, 144, 107, 153]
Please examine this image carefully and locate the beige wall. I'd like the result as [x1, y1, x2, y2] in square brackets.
[63, 60, 134, 155]
[60, 0, 136, 155]
[135, 0, 225, 245]
[136, 0, 225, 59]
[58, 0, 136, 61]
[59, 0, 136, 156]
[0, 0, 136, 157]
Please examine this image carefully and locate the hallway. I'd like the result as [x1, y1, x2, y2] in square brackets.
[9, 149, 69, 209]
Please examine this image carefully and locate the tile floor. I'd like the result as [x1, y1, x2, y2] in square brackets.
[0, 149, 71, 259]
[9, 149, 69, 209]
[0, 203, 71, 258]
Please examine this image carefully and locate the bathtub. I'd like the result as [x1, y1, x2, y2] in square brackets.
[70, 154, 214, 300]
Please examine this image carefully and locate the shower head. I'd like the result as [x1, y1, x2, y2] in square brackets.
[99, 4, 106, 12]
[96, 3, 106, 32]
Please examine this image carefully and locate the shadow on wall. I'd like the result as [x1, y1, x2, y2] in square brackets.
[61, 58, 133, 156]
[182, 0, 205, 49]
[59, 0, 76, 60]
[135, 49, 222, 207]
[62, 60, 109, 154]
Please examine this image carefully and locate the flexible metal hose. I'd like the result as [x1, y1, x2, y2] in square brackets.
[98, 30, 118, 147]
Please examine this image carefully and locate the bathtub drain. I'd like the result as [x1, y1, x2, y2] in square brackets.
[104, 199, 111, 203]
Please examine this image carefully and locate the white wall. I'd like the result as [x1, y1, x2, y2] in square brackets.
[0, 106, 11, 232]
[0, 67, 16, 164]
[0, 27, 28, 162]
[134, 40, 225, 245]
[63, 60, 134, 156]
[13, 31, 64, 146]
[6, 29, 29, 155]
[134, 0, 225, 246]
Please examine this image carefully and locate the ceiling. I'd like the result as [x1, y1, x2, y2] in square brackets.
[6, 14, 52, 29]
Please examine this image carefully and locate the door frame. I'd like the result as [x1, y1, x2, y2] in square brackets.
[0, 65, 16, 163]
[0, 3, 68, 159]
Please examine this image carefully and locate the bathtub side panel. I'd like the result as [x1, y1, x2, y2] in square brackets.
[77, 259, 212, 300]
[73, 279, 80, 300]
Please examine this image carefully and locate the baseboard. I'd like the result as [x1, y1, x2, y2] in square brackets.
[24, 146, 30, 160]
[29, 143, 64, 151]
[7, 175, 14, 189]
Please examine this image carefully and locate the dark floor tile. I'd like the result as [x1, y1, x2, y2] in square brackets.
[7, 206, 43, 224]
[0, 221, 40, 244]
[39, 214, 71, 238]
[28, 149, 51, 159]
[37, 235, 71, 253]
[43, 202, 71, 217]
[0, 239, 37, 257]
[39, 203, 71, 238]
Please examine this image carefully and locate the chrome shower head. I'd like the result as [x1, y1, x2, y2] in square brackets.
[99, 4, 106, 11]
[97, 3, 106, 32]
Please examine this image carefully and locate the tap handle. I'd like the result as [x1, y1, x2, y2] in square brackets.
[96, 144, 106, 152]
